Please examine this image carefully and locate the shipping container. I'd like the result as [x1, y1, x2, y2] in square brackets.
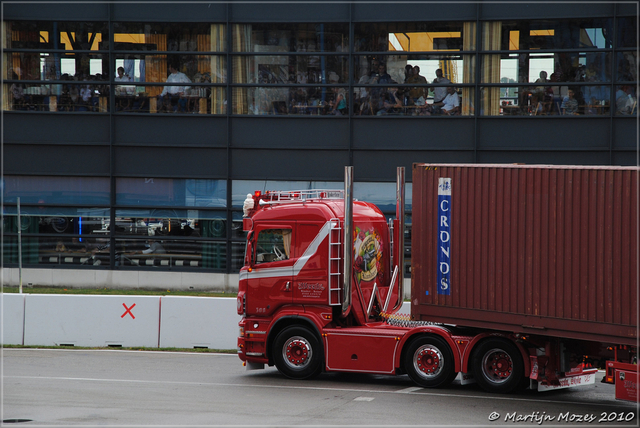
[411, 163, 638, 346]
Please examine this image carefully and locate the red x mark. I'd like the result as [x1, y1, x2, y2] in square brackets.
[121, 303, 136, 319]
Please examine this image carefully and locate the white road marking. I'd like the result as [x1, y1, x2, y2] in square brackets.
[4, 375, 634, 409]
[396, 386, 423, 393]
[353, 396, 375, 401]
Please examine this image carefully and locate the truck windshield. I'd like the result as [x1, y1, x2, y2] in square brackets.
[255, 229, 291, 263]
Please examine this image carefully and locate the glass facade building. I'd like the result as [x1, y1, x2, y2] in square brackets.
[2, 2, 637, 279]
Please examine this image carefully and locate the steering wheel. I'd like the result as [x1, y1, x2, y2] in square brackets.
[273, 245, 285, 261]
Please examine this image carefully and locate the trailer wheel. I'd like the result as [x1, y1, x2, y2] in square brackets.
[273, 326, 323, 380]
[472, 338, 525, 394]
[404, 336, 457, 388]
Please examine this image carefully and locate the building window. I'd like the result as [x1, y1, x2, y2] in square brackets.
[479, 17, 637, 116]
[115, 178, 227, 207]
[112, 22, 226, 114]
[3, 20, 110, 112]
[353, 21, 476, 116]
[231, 23, 349, 116]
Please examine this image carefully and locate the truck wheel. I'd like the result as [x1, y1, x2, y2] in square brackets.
[472, 338, 525, 394]
[273, 326, 323, 380]
[404, 336, 457, 388]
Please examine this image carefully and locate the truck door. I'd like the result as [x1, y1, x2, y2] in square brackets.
[293, 222, 329, 305]
[246, 225, 294, 316]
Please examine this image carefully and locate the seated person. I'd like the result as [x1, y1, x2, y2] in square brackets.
[142, 239, 166, 254]
[376, 87, 403, 115]
[55, 240, 68, 252]
[561, 89, 579, 115]
[433, 86, 460, 115]
[159, 63, 191, 113]
[69, 237, 88, 252]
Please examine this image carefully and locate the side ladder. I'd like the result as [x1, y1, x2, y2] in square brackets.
[328, 218, 342, 306]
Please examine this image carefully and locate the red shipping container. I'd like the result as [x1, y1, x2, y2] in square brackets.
[411, 164, 637, 345]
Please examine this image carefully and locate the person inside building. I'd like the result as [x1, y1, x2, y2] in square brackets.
[433, 86, 460, 115]
[561, 89, 579, 115]
[407, 66, 428, 113]
[616, 85, 637, 115]
[431, 68, 451, 105]
[142, 239, 166, 254]
[330, 86, 348, 115]
[159, 62, 191, 113]
[376, 87, 403, 115]
[55, 240, 68, 252]
[69, 237, 89, 252]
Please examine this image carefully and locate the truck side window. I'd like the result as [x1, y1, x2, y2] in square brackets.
[255, 229, 291, 263]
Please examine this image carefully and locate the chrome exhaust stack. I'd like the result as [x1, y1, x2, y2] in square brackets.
[341, 166, 353, 317]
[393, 166, 405, 311]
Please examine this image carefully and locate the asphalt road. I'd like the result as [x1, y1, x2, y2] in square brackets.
[2, 349, 637, 426]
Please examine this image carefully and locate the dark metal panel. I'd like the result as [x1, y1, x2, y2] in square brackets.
[353, 118, 475, 150]
[353, 3, 476, 22]
[3, 114, 110, 144]
[114, 147, 227, 177]
[479, 2, 615, 20]
[476, 150, 612, 165]
[354, 150, 475, 181]
[613, 118, 638, 150]
[230, 3, 350, 22]
[114, 116, 227, 147]
[3, 144, 110, 175]
[112, 3, 227, 22]
[617, 4, 637, 16]
[477, 118, 609, 150]
[230, 149, 349, 180]
[231, 118, 349, 149]
[611, 151, 637, 166]
[3, 3, 109, 21]
[412, 163, 638, 344]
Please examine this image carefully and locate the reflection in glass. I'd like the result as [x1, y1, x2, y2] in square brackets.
[113, 23, 226, 52]
[5, 21, 109, 50]
[113, 239, 226, 269]
[115, 85, 225, 114]
[233, 86, 349, 115]
[616, 17, 637, 48]
[232, 23, 348, 53]
[482, 18, 613, 51]
[353, 54, 474, 86]
[113, 54, 226, 84]
[354, 183, 412, 212]
[232, 55, 348, 84]
[354, 22, 475, 52]
[483, 52, 612, 84]
[483, 85, 613, 116]
[4, 82, 110, 112]
[3, 176, 110, 204]
[114, 209, 226, 238]
[616, 51, 637, 82]
[232, 180, 341, 207]
[353, 85, 473, 116]
[614, 85, 637, 116]
[116, 178, 227, 207]
[2, 207, 110, 235]
[6, 52, 109, 81]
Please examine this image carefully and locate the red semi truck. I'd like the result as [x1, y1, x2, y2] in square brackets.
[237, 164, 637, 396]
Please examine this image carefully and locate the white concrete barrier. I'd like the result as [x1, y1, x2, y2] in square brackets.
[2, 295, 412, 349]
[2, 293, 26, 345]
[159, 297, 241, 350]
[23, 294, 160, 348]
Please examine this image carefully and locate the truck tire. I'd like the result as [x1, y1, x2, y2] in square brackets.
[404, 335, 457, 388]
[272, 326, 323, 380]
[472, 338, 525, 394]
